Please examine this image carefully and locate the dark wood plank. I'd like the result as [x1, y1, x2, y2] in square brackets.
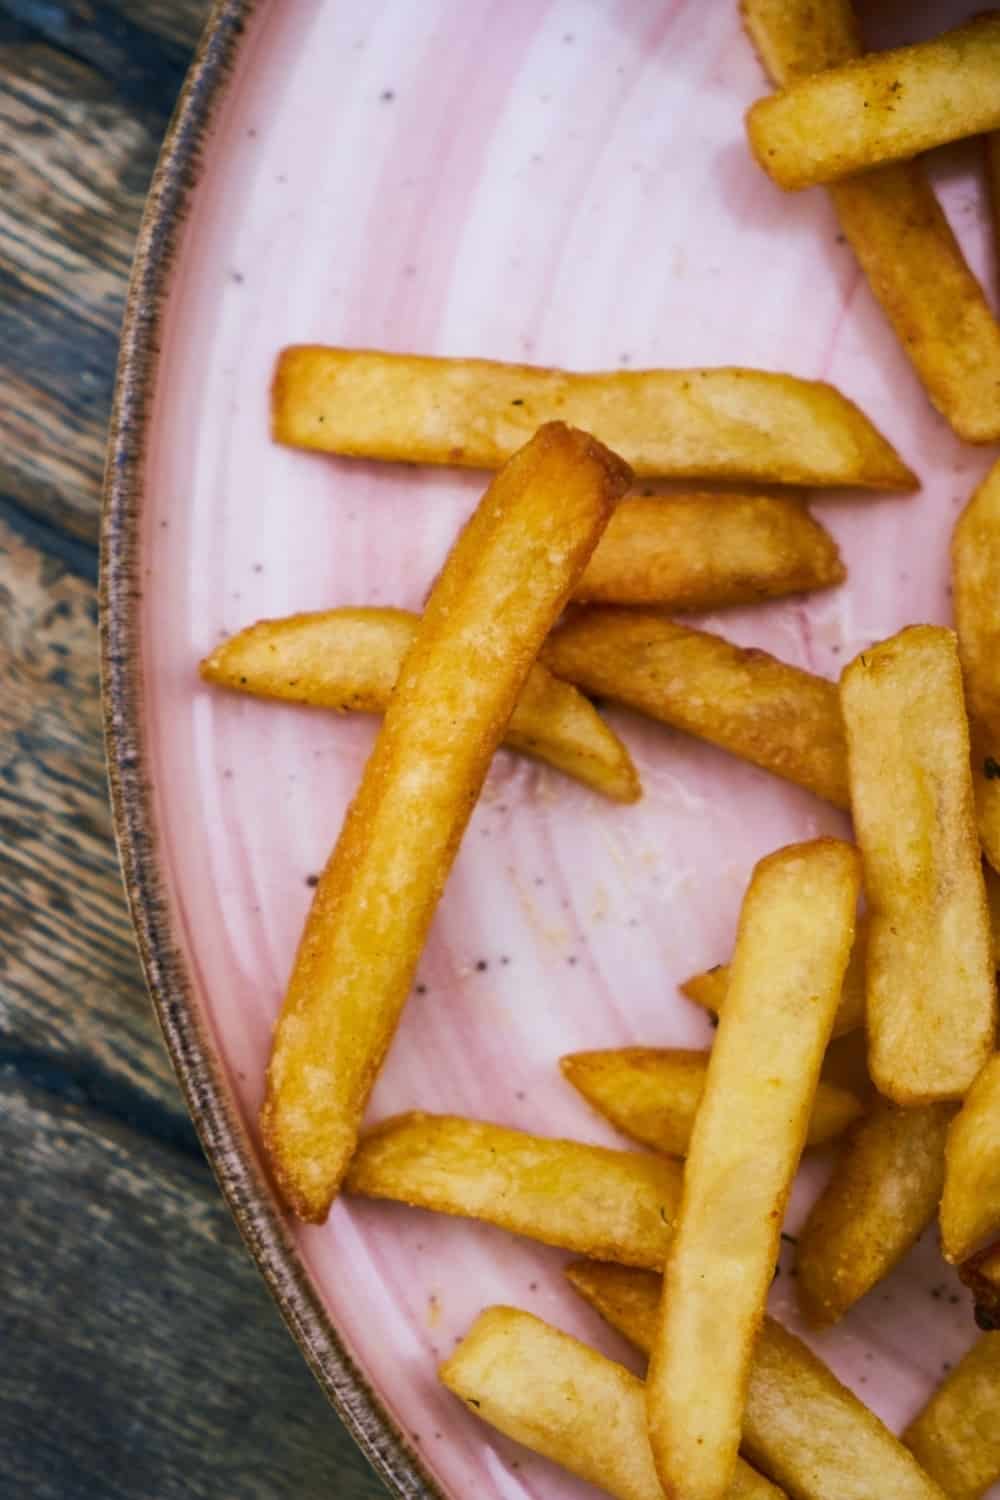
[2, 1072, 389, 1500]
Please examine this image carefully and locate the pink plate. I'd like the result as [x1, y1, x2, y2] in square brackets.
[103, 2, 1000, 1497]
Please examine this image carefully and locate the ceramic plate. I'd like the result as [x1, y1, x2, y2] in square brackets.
[103, 2, 1000, 1496]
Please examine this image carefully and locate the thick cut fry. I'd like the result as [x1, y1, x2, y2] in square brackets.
[905, 1334, 1000, 1500]
[568, 1261, 951, 1500]
[575, 493, 844, 608]
[260, 424, 630, 1220]
[746, 16, 1000, 191]
[199, 606, 640, 804]
[682, 912, 868, 1039]
[742, 0, 1000, 444]
[841, 627, 996, 1104]
[941, 1056, 1000, 1265]
[542, 609, 850, 806]
[961, 1245, 1000, 1331]
[273, 346, 915, 490]
[343, 1113, 682, 1268]
[561, 1047, 863, 1157]
[646, 839, 861, 1500]
[954, 461, 1000, 872]
[797, 1098, 953, 1326]
[440, 1308, 783, 1500]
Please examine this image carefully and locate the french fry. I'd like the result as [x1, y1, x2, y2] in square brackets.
[841, 627, 996, 1104]
[797, 1098, 954, 1326]
[746, 16, 1000, 191]
[646, 839, 860, 1500]
[272, 346, 916, 490]
[904, 1333, 1000, 1500]
[990, 134, 1000, 278]
[575, 492, 844, 608]
[561, 1046, 864, 1157]
[439, 1308, 783, 1500]
[742, 0, 1000, 443]
[568, 1260, 951, 1500]
[199, 607, 641, 804]
[953, 461, 1000, 872]
[260, 424, 630, 1221]
[343, 1112, 682, 1268]
[941, 1056, 1000, 1265]
[960, 1244, 1000, 1331]
[681, 912, 869, 1040]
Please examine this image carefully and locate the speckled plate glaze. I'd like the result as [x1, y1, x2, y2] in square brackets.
[103, 2, 1000, 1496]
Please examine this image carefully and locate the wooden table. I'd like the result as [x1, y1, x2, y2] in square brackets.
[1, 4, 388, 1495]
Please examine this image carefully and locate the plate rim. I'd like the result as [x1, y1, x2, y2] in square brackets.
[99, 4, 440, 1495]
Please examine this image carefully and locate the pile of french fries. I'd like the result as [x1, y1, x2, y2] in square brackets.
[201, 3, 1000, 1497]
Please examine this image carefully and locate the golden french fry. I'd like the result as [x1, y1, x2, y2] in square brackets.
[439, 1308, 783, 1500]
[542, 609, 850, 806]
[681, 911, 868, 1040]
[797, 1098, 953, 1326]
[741, 0, 1000, 444]
[746, 16, 1000, 191]
[561, 1046, 863, 1157]
[568, 1261, 951, 1500]
[841, 627, 996, 1104]
[990, 134, 1000, 277]
[904, 1333, 1000, 1500]
[343, 1112, 682, 1268]
[954, 461, 1000, 871]
[960, 1244, 1000, 1331]
[260, 424, 630, 1221]
[646, 839, 861, 1500]
[941, 1056, 1000, 1265]
[200, 606, 640, 804]
[272, 346, 916, 490]
[575, 492, 844, 608]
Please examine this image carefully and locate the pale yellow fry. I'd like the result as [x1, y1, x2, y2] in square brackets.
[797, 1098, 953, 1326]
[561, 1047, 863, 1157]
[954, 461, 1000, 871]
[541, 609, 850, 807]
[646, 838, 861, 1500]
[199, 606, 640, 804]
[741, 0, 1000, 443]
[568, 1261, 950, 1500]
[272, 346, 916, 489]
[841, 626, 996, 1104]
[575, 492, 844, 608]
[942, 1056, 1000, 1265]
[343, 1112, 682, 1269]
[746, 16, 1000, 190]
[440, 1308, 784, 1500]
[260, 424, 630, 1221]
[960, 1243, 1000, 1331]
[905, 1334, 1000, 1500]
[681, 912, 868, 1039]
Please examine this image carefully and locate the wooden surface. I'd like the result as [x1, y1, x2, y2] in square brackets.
[0, 4, 389, 1496]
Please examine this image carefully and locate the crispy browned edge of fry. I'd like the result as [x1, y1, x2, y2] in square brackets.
[960, 1243, 1000, 1330]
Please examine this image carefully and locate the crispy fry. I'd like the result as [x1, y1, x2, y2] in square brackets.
[200, 606, 640, 803]
[987, 864, 1000, 961]
[646, 839, 860, 1500]
[941, 1056, 1000, 1265]
[542, 608, 850, 806]
[990, 134, 1000, 279]
[260, 424, 630, 1220]
[575, 492, 844, 608]
[954, 461, 1000, 871]
[561, 1046, 863, 1157]
[343, 1112, 682, 1268]
[960, 1244, 1000, 1331]
[904, 1333, 1000, 1500]
[746, 16, 1000, 191]
[742, 0, 1000, 443]
[568, 1261, 951, 1500]
[797, 1098, 953, 1326]
[841, 627, 996, 1104]
[681, 912, 868, 1039]
[439, 1308, 783, 1500]
[272, 346, 916, 490]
